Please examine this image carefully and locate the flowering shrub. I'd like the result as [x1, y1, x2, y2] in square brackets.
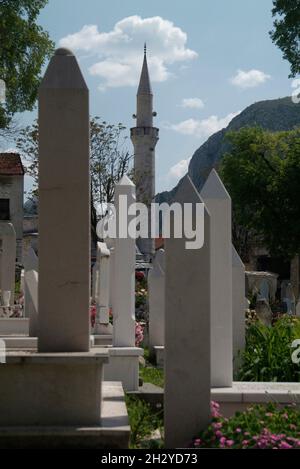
[135, 271, 145, 281]
[135, 321, 144, 347]
[193, 402, 300, 449]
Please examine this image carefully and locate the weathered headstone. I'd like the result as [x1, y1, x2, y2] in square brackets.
[232, 246, 245, 370]
[0, 221, 16, 306]
[38, 48, 90, 352]
[201, 169, 232, 387]
[148, 248, 165, 348]
[94, 241, 110, 333]
[112, 175, 136, 347]
[165, 175, 211, 448]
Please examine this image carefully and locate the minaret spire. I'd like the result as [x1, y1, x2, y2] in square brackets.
[137, 44, 152, 97]
[130, 46, 159, 260]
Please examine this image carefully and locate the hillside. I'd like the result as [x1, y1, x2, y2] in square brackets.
[156, 97, 300, 203]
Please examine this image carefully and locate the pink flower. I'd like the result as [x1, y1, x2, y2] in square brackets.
[212, 422, 222, 430]
[226, 440, 234, 447]
[135, 322, 144, 346]
[279, 441, 292, 449]
[194, 438, 201, 447]
[235, 428, 242, 433]
[242, 440, 249, 446]
[216, 431, 223, 438]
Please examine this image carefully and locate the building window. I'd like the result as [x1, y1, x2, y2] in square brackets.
[0, 199, 10, 220]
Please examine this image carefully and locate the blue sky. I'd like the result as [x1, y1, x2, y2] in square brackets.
[13, 0, 296, 194]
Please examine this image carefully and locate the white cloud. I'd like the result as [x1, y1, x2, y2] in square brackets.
[169, 157, 191, 179]
[230, 69, 271, 89]
[180, 98, 204, 109]
[59, 16, 197, 89]
[166, 112, 240, 139]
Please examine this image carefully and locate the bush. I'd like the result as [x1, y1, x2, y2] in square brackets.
[125, 396, 163, 448]
[193, 402, 300, 449]
[237, 316, 300, 382]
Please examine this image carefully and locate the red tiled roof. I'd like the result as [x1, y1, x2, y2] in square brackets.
[0, 153, 24, 176]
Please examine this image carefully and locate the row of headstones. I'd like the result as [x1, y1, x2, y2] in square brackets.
[23, 175, 138, 349]
[149, 169, 245, 387]
[92, 169, 241, 446]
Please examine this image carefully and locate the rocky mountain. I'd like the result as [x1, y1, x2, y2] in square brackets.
[156, 97, 300, 203]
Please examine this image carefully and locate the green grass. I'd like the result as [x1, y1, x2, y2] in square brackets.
[140, 365, 164, 388]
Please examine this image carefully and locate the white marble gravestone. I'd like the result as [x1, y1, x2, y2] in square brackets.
[112, 175, 136, 347]
[164, 175, 211, 448]
[94, 241, 111, 334]
[201, 169, 232, 388]
[38, 48, 90, 352]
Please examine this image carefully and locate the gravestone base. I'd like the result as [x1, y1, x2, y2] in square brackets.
[93, 334, 113, 346]
[212, 381, 300, 418]
[102, 347, 143, 391]
[0, 382, 130, 449]
[0, 336, 37, 349]
[0, 318, 29, 335]
[0, 351, 108, 426]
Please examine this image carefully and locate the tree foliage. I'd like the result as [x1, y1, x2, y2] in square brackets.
[16, 117, 132, 241]
[0, 0, 54, 128]
[270, 0, 300, 77]
[221, 126, 300, 258]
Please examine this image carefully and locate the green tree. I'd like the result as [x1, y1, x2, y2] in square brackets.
[270, 0, 300, 77]
[221, 126, 300, 258]
[0, 0, 54, 128]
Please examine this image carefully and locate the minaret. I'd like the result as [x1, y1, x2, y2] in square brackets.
[131, 45, 159, 260]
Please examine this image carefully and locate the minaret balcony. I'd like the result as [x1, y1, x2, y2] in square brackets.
[130, 127, 159, 139]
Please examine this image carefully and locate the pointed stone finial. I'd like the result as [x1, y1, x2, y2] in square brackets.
[116, 174, 135, 187]
[201, 169, 231, 200]
[144, 42, 147, 56]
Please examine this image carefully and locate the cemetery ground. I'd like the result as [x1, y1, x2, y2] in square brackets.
[128, 274, 300, 449]
[129, 324, 300, 449]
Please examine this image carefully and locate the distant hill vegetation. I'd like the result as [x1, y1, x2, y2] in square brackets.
[156, 97, 300, 203]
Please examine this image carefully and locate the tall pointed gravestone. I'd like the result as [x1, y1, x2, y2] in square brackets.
[201, 169, 232, 387]
[0, 50, 110, 447]
[164, 175, 211, 448]
[103, 175, 143, 392]
[38, 48, 90, 352]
